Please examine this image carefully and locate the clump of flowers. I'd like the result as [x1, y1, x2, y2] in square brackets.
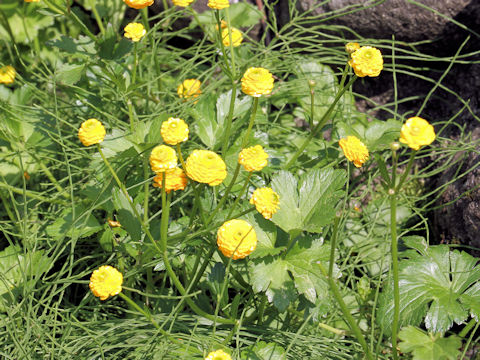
[241, 67, 274, 97]
[89, 265, 123, 301]
[177, 79, 202, 100]
[217, 219, 257, 260]
[339, 136, 369, 168]
[153, 168, 188, 193]
[208, 0, 229, 10]
[172, 0, 194, 6]
[78, 119, 106, 147]
[222, 27, 243, 47]
[150, 145, 178, 173]
[161, 117, 189, 145]
[238, 145, 268, 172]
[123, 0, 153, 9]
[185, 150, 227, 186]
[0, 65, 16, 85]
[399, 116, 436, 150]
[345, 42, 360, 54]
[348, 46, 383, 77]
[124, 22, 146, 42]
[250, 187, 280, 219]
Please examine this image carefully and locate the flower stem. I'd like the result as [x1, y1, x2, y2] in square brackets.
[91, 3, 105, 35]
[226, 172, 252, 219]
[119, 292, 160, 329]
[390, 191, 399, 360]
[308, 80, 315, 129]
[160, 175, 170, 252]
[395, 150, 417, 191]
[221, 82, 237, 157]
[241, 96, 259, 149]
[224, 7, 236, 75]
[132, 43, 138, 85]
[283, 74, 357, 170]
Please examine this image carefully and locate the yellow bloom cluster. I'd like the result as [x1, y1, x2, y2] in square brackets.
[150, 145, 178, 173]
[217, 219, 257, 260]
[205, 349, 232, 360]
[153, 167, 188, 193]
[185, 150, 227, 186]
[172, 0, 194, 6]
[399, 116, 436, 150]
[339, 136, 369, 168]
[348, 46, 383, 77]
[238, 145, 268, 172]
[123, 0, 153, 9]
[222, 27, 243, 47]
[177, 79, 202, 100]
[24, 0, 40, 2]
[78, 119, 106, 147]
[161, 117, 189, 145]
[124, 23, 146, 42]
[241, 67, 274, 97]
[0, 65, 16, 85]
[89, 265, 123, 301]
[208, 0, 230, 10]
[250, 187, 280, 219]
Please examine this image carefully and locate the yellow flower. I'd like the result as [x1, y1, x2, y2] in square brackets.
[172, 0, 194, 6]
[0, 65, 16, 85]
[217, 219, 257, 260]
[222, 27, 243, 47]
[185, 150, 227, 186]
[241, 67, 274, 97]
[161, 117, 189, 145]
[150, 145, 177, 173]
[124, 22, 146, 42]
[250, 187, 280, 220]
[89, 265, 123, 301]
[345, 42, 360, 54]
[238, 145, 268, 172]
[348, 46, 383, 77]
[215, 20, 228, 30]
[399, 116, 436, 150]
[24, 0, 40, 2]
[339, 136, 369, 168]
[205, 349, 232, 360]
[78, 119, 106, 147]
[207, 0, 229, 10]
[177, 79, 202, 100]
[123, 0, 153, 9]
[153, 167, 188, 193]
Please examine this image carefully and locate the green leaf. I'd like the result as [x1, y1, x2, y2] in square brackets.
[192, 94, 218, 149]
[46, 205, 102, 240]
[112, 187, 142, 242]
[56, 63, 85, 85]
[243, 212, 283, 258]
[241, 341, 286, 360]
[378, 244, 480, 334]
[0, 5, 54, 44]
[47, 35, 96, 56]
[398, 326, 461, 360]
[270, 168, 345, 235]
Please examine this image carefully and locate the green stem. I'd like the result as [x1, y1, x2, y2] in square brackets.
[31, 153, 69, 199]
[395, 150, 417, 191]
[127, 100, 135, 136]
[0, 182, 67, 205]
[241, 96, 259, 149]
[390, 192, 399, 360]
[132, 43, 138, 85]
[160, 175, 170, 252]
[459, 317, 477, 338]
[226, 172, 252, 219]
[308, 80, 315, 129]
[143, 156, 150, 223]
[214, 10, 231, 76]
[224, 7, 236, 75]
[318, 263, 373, 360]
[284, 75, 357, 170]
[328, 214, 341, 278]
[140, 8, 150, 32]
[91, 3, 106, 35]
[176, 144, 186, 170]
[257, 294, 267, 325]
[221, 82, 237, 157]
[206, 163, 240, 225]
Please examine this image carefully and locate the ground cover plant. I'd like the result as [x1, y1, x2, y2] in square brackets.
[0, 0, 479, 358]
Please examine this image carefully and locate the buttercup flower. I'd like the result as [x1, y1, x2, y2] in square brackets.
[150, 145, 177, 173]
[339, 136, 369, 168]
[123, 0, 153, 9]
[177, 79, 202, 100]
[238, 145, 268, 172]
[25, 0, 40, 2]
[205, 349, 232, 360]
[78, 119, 106, 147]
[124, 23, 146, 42]
[241, 67, 274, 97]
[215, 20, 228, 30]
[250, 187, 280, 220]
[89, 265, 123, 301]
[153, 167, 188, 193]
[208, 0, 229, 10]
[345, 42, 360, 54]
[172, 0, 194, 6]
[0, 66, 16, 85]
[222, 27, 243, 47]
[348, 46, 383, 77]
[161, 117, 189, 145]
[185, 150, 227, 186]
[399, 116, 436, 150]
[217, 219, 257, 260]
